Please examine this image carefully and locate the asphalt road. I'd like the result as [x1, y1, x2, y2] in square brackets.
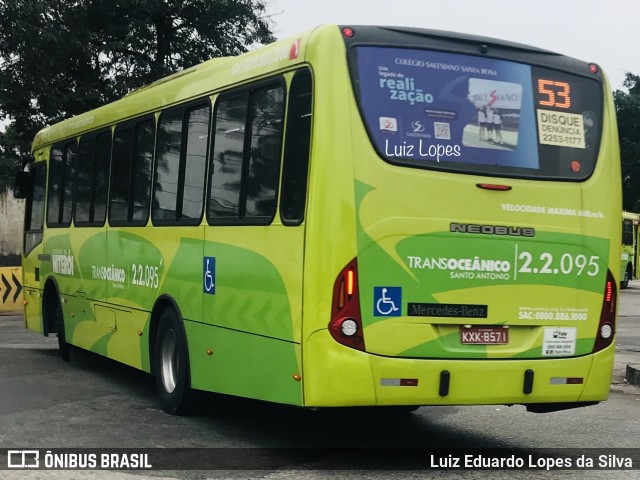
[0, 284, 639, 479]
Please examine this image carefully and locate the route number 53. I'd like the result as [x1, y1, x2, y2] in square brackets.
[538, 79, 571, 109]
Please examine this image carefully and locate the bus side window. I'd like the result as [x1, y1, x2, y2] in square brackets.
[208, 83, 285, 224]
[74, 136, 95, 224]
[46, 140, 76, 227]
[110, 126, 134, 224]
[153, 103, 210, 224]
[93, 131, 112, 224]
[109, 118, 155, 226]
[154, 109, 183, 222]
[75, 130, 111, 226]
[244, 86, 285, 219]
[131, 120, 154, 224]
[24, 162, 47, 255]
[181, 105, 210, 221]
[46, 144, 64, 226]
[209, 94, 248, 220]
[280, 69, 313, 226]
[623, 219, 634, 246]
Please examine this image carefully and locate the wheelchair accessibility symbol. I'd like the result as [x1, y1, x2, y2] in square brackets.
[373, 287, 402, 316]
[203, 256, 216, 295]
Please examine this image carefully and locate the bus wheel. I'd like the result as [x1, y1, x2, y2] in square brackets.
[56, 301, 70, 362]
[154, 308, 193, 415]
[45, 286, 69, 362]
[621, 267, 631, 289]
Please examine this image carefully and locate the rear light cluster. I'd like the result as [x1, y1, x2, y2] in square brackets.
[593, 269, 616, 353]
[329, 258, 365, 351]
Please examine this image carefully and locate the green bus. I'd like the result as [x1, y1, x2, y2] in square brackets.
[621, 211, 639, 289]
[16, 25, 621, 414]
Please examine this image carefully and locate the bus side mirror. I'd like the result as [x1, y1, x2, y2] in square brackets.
[13, 170, 30, 199]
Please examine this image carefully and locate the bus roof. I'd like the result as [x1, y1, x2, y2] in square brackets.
[32, 27, 319, 150]
[32, 24, 598, 151]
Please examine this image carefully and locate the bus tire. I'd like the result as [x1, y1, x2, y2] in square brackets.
[621, 266, 631, 289]
[154, 308, 193, 415]
[56, 301, 70, 362]
[44, 285, 70, 362]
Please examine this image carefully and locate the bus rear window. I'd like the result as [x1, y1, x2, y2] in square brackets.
[352, 46, 603, 180]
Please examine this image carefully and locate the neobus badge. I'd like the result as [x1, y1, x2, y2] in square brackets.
[450, 223, 535, 237]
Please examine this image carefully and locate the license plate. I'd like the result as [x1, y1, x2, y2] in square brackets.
[460, 326, 509, 345]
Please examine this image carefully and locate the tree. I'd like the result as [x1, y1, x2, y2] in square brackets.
[0, 0, 275, 190]
[0, 124, 25, 191]
[615, 73, 640, 211]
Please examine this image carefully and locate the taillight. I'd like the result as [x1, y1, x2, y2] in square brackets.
[593, 270, 616, 353]
[329, 258, 365, 351]
[342, 27, 355, 38]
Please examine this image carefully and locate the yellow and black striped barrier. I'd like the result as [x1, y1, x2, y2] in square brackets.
[0, 267, 23, 312]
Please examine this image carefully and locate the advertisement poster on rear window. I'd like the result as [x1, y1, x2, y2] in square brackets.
[355, 47, 540, 170]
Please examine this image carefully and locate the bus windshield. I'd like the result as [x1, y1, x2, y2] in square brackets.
[352, 46, 603, 180]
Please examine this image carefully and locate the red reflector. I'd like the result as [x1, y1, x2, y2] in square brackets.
[342, 27, 354, 38]
[347, 270, 354, 296]
[476, 183, 512, 191]
[567, 378, 584, 385]
[289, 39, 301, 60]
[400, 379, 419, 387]
[570, 160, 581, 173]
[589, 63, 599, 74]
[605, 281, 613, 303]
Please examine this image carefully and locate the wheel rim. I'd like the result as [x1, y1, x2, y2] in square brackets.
[160, 329, 178, 393]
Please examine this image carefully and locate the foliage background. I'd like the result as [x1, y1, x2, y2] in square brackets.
[0, 0, 275, 190]
[615, 74, 640, 211]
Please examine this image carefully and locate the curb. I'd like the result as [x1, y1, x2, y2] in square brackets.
[626, 364, 640, 387]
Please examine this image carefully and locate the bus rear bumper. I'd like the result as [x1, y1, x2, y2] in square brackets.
[303, 331, 614, 408]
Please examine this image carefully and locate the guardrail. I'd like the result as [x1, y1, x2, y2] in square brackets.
[0, 267, 23, 312]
